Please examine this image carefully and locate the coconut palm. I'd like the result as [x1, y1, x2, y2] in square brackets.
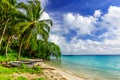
[15, 0, 52, 60]
[0, 0, 18, 59]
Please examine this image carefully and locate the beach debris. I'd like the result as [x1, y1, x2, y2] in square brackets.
[8, 59, 43, 68]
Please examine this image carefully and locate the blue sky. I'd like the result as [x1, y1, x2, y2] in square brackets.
[20, 0, 120, 55]
[46, 0, 120, 14]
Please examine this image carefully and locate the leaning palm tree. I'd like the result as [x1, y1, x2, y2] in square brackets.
[0, 0, 18, 59]
[15, 0, 52, 60]
[0, 0, 12, 50]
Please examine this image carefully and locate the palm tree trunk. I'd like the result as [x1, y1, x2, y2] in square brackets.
[0, 19, 9, 50]
[5, 36, 12, 60]
[29, 50, 33, 57]
[18, 42, 23, 60]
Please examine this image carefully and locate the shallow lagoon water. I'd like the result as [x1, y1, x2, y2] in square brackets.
[51, 55, 120, 80]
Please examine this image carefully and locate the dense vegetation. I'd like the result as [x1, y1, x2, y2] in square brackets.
[0, 63, 45, 80]
[0, 0, 61, 60]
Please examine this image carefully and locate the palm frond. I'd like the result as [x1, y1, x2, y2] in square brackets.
[39, 19, 53, 26]
[17, 2, 28, 11]
[1, 0, 16, 9]
[22, 28, 33, 49]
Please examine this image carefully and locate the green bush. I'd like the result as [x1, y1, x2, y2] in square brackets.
[8, 52, 17, 61]
[20, 63, 27, 69]
[33, 66, 41, 71]
[0, 56, 7, 61]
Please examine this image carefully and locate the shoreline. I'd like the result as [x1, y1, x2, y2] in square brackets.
[7, 60, 92, 80]
[36, 61, 87, 80]
[51, 65, 86, 80]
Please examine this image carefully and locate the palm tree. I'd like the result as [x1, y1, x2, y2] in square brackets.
[0, 0, 18, 59]
[0, 0, 11, 50]
[16, 0, 52, 60]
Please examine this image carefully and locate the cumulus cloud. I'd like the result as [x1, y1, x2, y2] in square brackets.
[40, 12, 50, 20]
[94, 10, 101, 17]
[49, 34, 120, 55]
[49, 6, 120, 55]
[50, 34, 120, 55]
[63, 13, 97, 35]
[100, 6, 120, 39]
[50, 16, 69, 35]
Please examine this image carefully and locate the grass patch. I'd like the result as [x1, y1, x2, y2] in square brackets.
[0, 65, 14, 74]
[0, 65, 42, 74]
[17, 76, 28, 80]
[0, 56, 8, 62]
[33, 77, 47, 80]
[0, 74, 12, 80]
[0, 75, 28, 80]
[33, 66, 41, 71]
[0, 55, 43, 79]
[0, 54, 29, 62]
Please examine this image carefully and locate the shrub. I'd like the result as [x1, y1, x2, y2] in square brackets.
[33, 66, 41, 71]
[20, 63, 27, 69]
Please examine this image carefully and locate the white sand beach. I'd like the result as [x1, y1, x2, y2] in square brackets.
[34, 62, 87, 80]
[10, 60, 92, 80]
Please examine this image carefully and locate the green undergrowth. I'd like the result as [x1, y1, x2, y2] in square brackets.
[17, 76, 28, 80]
[0, 53, 29, 62]
[0, 54, 43, 80]
[0, 65, 44, 80]
[0, 75, 28, 80]
[0, 64, 42, 74]
[0, 75, 12, 80]
[0, 65, 43, 80]
[33, 77, 47, 80]
[0, 75, 46, 80]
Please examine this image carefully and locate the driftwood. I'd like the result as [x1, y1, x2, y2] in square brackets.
[8, 59, 43, 68]
[0, 62, 11, 67]
[8, 61, 21, 67]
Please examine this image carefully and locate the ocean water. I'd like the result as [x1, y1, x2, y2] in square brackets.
[51, 55, 120, 80]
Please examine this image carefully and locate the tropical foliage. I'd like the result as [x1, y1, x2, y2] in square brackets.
[0, 0, 61, 60]
[28, 40, 61, 60]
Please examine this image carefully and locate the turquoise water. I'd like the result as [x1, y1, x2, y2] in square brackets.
[52, 55, 120, 80]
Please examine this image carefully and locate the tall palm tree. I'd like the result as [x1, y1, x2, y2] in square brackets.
[0, 0, 18, 59]
[16, 0, 52, 60]
[0, 0, 11, 50]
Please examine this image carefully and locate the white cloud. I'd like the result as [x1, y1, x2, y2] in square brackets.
[48, 12, 71, 36]
[99, 6, 120, 39]
[49, 35, 101, 54]
[50, 17, 69, 35]
[63, 13, 97, 35]
[49, 34, 120, 55]
[94, 10, 101, 17]
[40, 12, 50, 21]
[102, 6, 120, 28]
[49, 6, 120, 55]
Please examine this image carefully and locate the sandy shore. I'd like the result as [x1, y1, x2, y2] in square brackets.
[11, 61, 91, 80]
[34, 62, 87, 80]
